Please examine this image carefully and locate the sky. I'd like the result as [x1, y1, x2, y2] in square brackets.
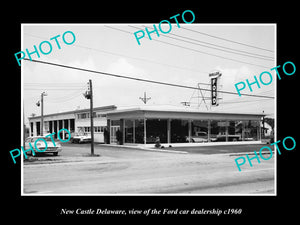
[22, 23, 275, 126]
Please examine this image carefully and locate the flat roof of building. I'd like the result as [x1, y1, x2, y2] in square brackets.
[28, 105, 117, 120]
[28, 104, 265, 121]
[107, 105, 265, 121]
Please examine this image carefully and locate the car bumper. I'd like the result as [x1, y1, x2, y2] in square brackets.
[37, 147, 62, 153]
[72, 138, 91, 143]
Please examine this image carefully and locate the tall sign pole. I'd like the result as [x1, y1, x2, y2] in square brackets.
[89, 79, 94, 155]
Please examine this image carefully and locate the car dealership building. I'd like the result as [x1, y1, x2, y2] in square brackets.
[28, 105, 116, 143]
[28, 104, 264, 145]
[106, 105, 264, 145]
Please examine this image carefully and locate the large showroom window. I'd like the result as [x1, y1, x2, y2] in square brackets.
[146, 119, 168, 143]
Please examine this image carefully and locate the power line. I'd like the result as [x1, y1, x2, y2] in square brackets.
[24, 32, 210, 75]
[24, 88, 85, 90]
[169, 30, 274, 59]
[47, 91, 84, 103]
[133, 25, 274, 61]
[24, 58, 275, 99]
[105, 26, 270, 69]
[181, 27, 275, 53]
[221, 98, 273, 104]
[24, 82, 85, 86]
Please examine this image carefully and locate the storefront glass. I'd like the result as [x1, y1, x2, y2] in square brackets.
[124, 120, 133, 143]
[146, 119, 167, 143]
[210, 120, 260, 142]
[171, 119, 189, 143]
[211, 120, 223, 142]
[111, 117, 260, 145]
[244, 120, 260, 141]
[135, 119, 144, 144]
[110, 120, 121, 144]
[190, 120, 208, 143]
[228, 120, 242, 141]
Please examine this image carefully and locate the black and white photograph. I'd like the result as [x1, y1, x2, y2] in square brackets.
[21, 23, 276, 195]
[4, 4, 298, 221]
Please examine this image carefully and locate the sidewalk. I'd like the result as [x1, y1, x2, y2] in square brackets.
[99, 143, 188, 154]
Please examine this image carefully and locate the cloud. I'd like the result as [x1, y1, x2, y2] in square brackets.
[106, 58, 138, 75]
[213, 65, 252, 92]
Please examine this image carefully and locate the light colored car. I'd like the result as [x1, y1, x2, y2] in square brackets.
[190, 131, 208, 143]
[72, 133, 91, 143]
[25, 136, 62, 156]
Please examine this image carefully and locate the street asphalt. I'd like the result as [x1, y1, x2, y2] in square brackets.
[23, 142, 275, 195]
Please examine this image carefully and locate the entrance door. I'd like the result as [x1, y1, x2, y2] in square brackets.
[110, 126, 120, 144]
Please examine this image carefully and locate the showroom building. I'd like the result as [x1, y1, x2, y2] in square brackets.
[106, 105, 264, 145]
[28, 105, 264, 145]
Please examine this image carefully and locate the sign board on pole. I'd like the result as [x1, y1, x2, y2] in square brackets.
[211, 77, 218, 106]
[209, 71, 222, 106]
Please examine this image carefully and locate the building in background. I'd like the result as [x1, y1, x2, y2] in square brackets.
[28, 105, 116, 143]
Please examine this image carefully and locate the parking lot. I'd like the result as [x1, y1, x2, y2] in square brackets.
[23, 142, 275, 195]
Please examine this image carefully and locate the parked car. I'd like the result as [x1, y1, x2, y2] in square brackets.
[190, 131, 208, 143]
[72, 133, 91, 143]
[25, 136, 62, 156]
[216, 134, 241, 142]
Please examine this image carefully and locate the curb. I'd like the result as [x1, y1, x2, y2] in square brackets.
[98, 144, 188, 154]
[229, 151, 275, 157]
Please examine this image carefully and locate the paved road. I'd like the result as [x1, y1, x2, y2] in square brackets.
[23, 143, 275, 195]
[165, 144, 272, 154]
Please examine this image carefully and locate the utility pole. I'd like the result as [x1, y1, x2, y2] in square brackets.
[262, 110, 265, 139]
[37, 92, 47, 136]
[89, 79, 94, 155]
[84, 80, 94, 155]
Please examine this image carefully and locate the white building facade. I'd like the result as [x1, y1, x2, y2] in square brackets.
[28, 105, 116, 143]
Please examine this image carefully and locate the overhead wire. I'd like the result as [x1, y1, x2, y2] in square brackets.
[23, 28, 274, 114]
[47, 91, 85, 103]
[23, 58, 275, 99]
[181, 26, 275, 53]
[24, 87, 86, 90]
[132, 25, 274, 61]
[24, 82, 86, 86]
[105, 25, 271, 69]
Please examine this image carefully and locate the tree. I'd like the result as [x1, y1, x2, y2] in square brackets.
[264, 117, 274, 130]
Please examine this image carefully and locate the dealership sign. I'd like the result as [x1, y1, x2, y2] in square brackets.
[209, 71, 222, 106]
[211, 78, 218, 106]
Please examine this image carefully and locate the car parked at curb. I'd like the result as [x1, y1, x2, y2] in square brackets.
[25, 135, 62, 156]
